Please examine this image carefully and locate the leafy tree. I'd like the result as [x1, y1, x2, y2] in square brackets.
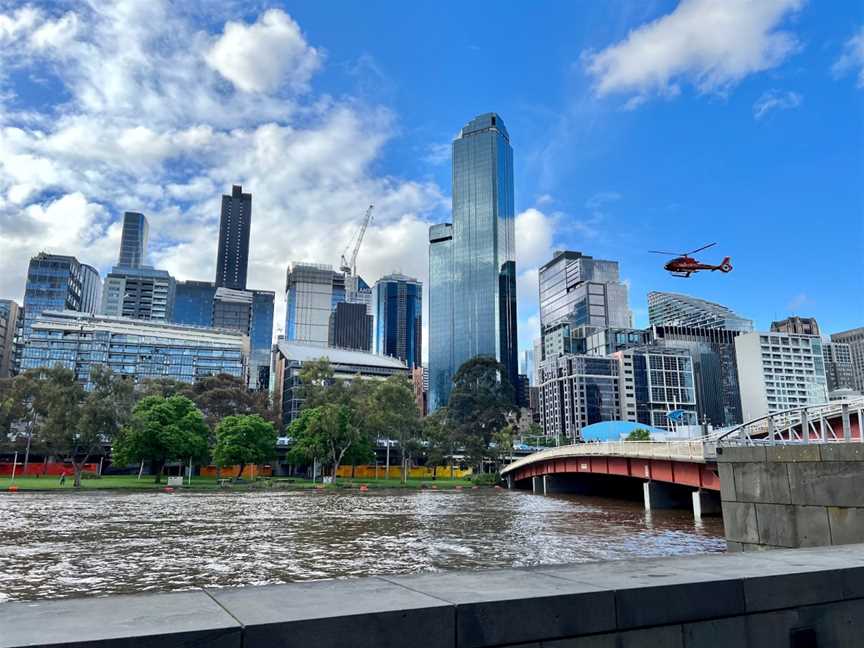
[288, 403, 363, 483]
[626, 428, 652, 441]
[0, 373, 43, 469]
[183, 373, 277, 431]
[137, 377, 189, 399]
[447, 356, 516, 471]
[298, 358, 337, 410]
[212, 414, 277, 480]
[370, 376, 422, 483]
[491, 424, 516, 472]
[113, 395, 210, 483]
[421, 407, 454, 479]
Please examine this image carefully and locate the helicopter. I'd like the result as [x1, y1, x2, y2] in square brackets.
[649, 242, 732, 278]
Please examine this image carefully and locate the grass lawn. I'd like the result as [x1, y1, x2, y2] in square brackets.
[1, 474, 479, 492]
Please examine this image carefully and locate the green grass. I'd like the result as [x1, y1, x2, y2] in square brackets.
[0, 474, 478, 492]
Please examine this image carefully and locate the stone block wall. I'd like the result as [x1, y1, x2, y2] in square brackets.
[717, 443, 864, 551]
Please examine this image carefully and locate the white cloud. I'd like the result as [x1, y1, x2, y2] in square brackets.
[787, 292, 809, 311]
[515, 208, 557, 269]
[584, 0, 803, 104]
[0, 1, 447, 361]
[752, 89, 802, 120]
[832, 26, 864, 89]
[205, 9, 321, 94]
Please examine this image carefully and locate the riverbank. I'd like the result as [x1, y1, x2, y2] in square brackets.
[0, 474, 476, 492]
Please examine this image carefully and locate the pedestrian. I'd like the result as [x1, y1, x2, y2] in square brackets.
[59, 471, 66, 486]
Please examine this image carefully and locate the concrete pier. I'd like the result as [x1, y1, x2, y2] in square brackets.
[3, 544, 864, 647]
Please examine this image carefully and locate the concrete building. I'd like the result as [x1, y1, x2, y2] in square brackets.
[284, 262, 361, 348]
[117, 212, 148, 268]
[374, 273, 422, 368]
[20, 310, 248, 388]
[272, 340, 408, 426]
[0, 300, 21, 378]
[329, 301, 373, 351]
[771, 316, 820, 336]
[428, 113, 518, 412]
[823, 341, 856, 392]
[831, 327, 864, 392]
[734, 331, 828, 420]
[101, 266, 175, 322]
[173, 280, 216, 327]
[215, 185, 252, 291]
[648, 292, 753, 332]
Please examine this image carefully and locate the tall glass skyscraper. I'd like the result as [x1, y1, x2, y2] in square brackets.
[428, 113, 518, 411]
[117, 212, 148, 268]
[374, 273, 422, 368]
[215, 185, 252, 291]
[428, 224, 454, 410]
[173, 280, 217, 327]
[648, 292, 753, 332]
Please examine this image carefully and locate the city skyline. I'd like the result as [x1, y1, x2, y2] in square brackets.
[0, 1, 861, 362]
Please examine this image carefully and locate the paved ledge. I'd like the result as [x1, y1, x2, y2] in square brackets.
[3, 544, 864, 648]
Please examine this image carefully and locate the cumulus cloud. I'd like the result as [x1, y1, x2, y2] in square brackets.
[515, 208, 557, 269]
[832, 26, 864, 89]
[205, 9, 321, 94]
[0, 1, 446, 357]
[583, 0, 803, 104]
[752, 89, 802, 120]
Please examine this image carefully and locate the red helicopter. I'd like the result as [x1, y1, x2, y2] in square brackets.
[649, 242, 732, 278]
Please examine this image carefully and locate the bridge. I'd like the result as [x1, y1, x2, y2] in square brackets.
[501, 398, 864, 519]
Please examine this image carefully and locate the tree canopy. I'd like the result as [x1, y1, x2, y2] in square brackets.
[212, 414, 277, 479]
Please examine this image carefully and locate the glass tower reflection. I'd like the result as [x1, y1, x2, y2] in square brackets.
[429, 113, 518, 411]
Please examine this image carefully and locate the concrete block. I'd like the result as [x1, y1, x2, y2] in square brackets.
[828, 506, 864, 546]
[788, 461, 864, 507]
[535, 559, 744, 630]
[819, 443, 864, 462]
[765, 444, 821, 463]
[726, 540, 743, 552]
[0, 591, 241, 648]
[682, 616, 747, 648]
[715, 445, 766, 463]
[746, 599, 864, 647]
[382, 568, 615, 648]
[755, 503, 832, 548]
[732, 461, 791, 504]
[208, 577, 453, 648]
[538, 626, 685, 648]
[717, 462, 736, 502]
[721, 501, 759, 544]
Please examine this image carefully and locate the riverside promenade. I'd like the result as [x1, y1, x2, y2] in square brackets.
[3, 543, 864, 647]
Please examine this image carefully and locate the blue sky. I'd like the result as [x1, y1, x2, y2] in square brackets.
[0, 0, 861, 359]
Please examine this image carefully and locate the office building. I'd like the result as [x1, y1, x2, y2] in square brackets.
[374, 273, 422, 368]
[735, 331, 828, 420]
[428, 113, 518, 411]
[272, 340, 408, 426]
[648, 292, 754, 332]
[585, 327, 649, 357]
[823, 340, 856, 393]
[173, 281, 216, 327]
[771, 316, 820, 336]
[21, 310, 248, 388]
[532, 338, 543, 386]
[329, 302, 373, 351]
[516, 374, 530, 408]
[212, 287, 253, 333]
[520, 349, 534, 386]
[345, 274, 373, 314]
[0, 300, 21, 377]
[215, 185, 252, 291]
[211, 287, 274, 390]
[117, 212, 148, 268]
[830, 328, 864, 393]
[284, 263, 342, 346]
[101, 266, 175, 322]
[428, 223, 454, 411]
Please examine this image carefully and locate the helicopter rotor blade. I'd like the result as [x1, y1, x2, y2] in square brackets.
[686, 242, 717, 255]
[648, 250, 680, 256]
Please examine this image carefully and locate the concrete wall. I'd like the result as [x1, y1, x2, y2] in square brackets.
[718, 443, 864, 551]
[4, 544, 864, 648]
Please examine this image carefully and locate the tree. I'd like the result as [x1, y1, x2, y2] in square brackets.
[183, 373, 277, 431]
[288, 403, 364, 483]
[626, 428, 652, 441]
[298, 358, 336, 410]
[421, 407, 453, 479]
[212, 414, 277, 480]
[447, 356, 516, 471]
[113, 395, 210, 483]
[491, 424, 516, 473]
[370, 376, 422, 483]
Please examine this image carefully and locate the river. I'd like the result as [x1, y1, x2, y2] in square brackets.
[0, 489, 725, 602]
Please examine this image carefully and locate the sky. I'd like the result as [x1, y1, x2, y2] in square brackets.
[0, 0, 862, 362]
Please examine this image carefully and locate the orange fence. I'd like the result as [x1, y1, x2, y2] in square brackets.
[198, 465, 273, 479]
[0, 462, 99, 476]
[335, 465, 473, 480]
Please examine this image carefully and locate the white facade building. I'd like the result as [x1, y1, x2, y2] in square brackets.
[735, 331, 829, 421]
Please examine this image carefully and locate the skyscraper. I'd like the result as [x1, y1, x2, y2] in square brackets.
[211, 287, 274, 390]
[284, 263, 342, 346]
[329, 302, 373, 351]
[830, 328, 864, 392]
[428, 112, 518, 410]
[822, 341, 856, 393]
[101, 266, 175, 321]
[0, 300, 21, 378]
[173, 280, 217, 327]
[428, 223, 454, 411]
[648, 292, 753, 331]
[215, 185, 252, 291]
[374, 273, 422, 368]
[117, 212, 149, 268]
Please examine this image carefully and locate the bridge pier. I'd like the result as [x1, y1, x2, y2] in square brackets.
[532, 476, 540, 494]
[643, 481, 692, 511]
[692, 489, 722, 520]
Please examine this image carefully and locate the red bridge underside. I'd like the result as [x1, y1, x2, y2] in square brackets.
[512, 457, 721, 492]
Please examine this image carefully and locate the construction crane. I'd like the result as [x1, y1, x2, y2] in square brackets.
[340, 204, 374, 276]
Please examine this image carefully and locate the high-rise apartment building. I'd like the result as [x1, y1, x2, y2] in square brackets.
[173, 280, 217, 327]
[329, 302, 373, 351]
[0, 300, 21, 377]
[428, 113, 518, 411]
[822, 341, 856, 393]
[117, 212, 148, 268]
[735, 331, 828, 420]
[101, 266, 175, 321]
[215, 185, 252, 291]
[374, 273, 422, 368]
[830, 328, 864, 392]
[648, 292, 754, 332]
[771, 316, 820, 336]
[428, 224, 454, 411]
